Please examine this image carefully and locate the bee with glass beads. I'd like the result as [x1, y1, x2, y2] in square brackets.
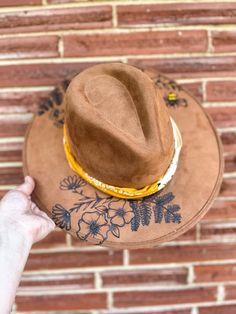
[164, 92, 188, 108]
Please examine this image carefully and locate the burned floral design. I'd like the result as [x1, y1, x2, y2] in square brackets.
[107, 199, 134, 227]
[52, 204, 71, 231]
[53, 175, 182, 245]
[77, 212, 109, 244]
[60, 175, 86, 191]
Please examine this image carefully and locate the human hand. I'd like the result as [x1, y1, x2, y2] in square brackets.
[0, 176, 55, 248]
[0, 177, 55, 314]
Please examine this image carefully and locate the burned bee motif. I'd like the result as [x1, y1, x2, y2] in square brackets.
[164, 92, 188, 108]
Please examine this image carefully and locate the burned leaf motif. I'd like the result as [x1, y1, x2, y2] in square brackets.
[36, 81, 71, 128]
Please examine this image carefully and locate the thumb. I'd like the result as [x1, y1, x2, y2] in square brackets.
[16, 176, 35, 196]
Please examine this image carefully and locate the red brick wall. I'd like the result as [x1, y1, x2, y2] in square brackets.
[0, 0, 236, 313]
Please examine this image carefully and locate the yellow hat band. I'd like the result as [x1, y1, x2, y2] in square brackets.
[63, 119, 182, 199]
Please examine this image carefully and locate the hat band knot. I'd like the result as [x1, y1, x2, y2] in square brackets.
[63, 118, 182, 199]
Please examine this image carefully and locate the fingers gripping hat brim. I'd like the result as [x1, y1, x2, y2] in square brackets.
[23, 72, 224, 249]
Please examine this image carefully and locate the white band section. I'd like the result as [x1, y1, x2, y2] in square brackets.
[157, 117, 183, 191]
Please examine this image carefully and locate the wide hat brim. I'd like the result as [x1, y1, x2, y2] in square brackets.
[23, 70, 224, 249]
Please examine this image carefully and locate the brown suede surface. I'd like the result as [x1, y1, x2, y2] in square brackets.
[23, 64, 224, 249]
[65, 63, 174, 188]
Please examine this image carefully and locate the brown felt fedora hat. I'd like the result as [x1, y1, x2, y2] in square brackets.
[23, 63, 224, 249]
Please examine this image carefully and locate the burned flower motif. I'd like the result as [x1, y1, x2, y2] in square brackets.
[77, 211, 109, 244]
[107, 199, 134, 227]
[60, 175, 86, 191]
[52, 204, 71, 231]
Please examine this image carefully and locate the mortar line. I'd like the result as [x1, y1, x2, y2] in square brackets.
[207, 29, 214, 53]
[112, 4, 118, 28]
[217, 285, 225, 302]
[95, 272, 102, 290]
[187, 265, 195, 284]
[58, 35, 64, 58]
[202, 80, 207, 102]
[65, 233, 72, 247]
[191, 307, 199, 314]
[107, 291, 113, 310]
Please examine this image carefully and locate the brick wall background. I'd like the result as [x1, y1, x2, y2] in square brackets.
[0, 0, 236, 313]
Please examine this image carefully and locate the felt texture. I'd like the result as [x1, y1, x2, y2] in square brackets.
[23, 64, 224, 249]
[64, 63, 174, 188]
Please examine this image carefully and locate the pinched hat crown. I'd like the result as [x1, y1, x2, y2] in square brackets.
[64, 63, 174, 189]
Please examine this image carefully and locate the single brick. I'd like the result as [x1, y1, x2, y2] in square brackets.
[32, 229, 67, 249]
[199, 304, 236, 314]
[224, 153, 236, 173]
[206, 107, 236, 128]
[25, 250, 123, 270]
[219, 178, 236, 197]
[0, 166, 23, 185]
[47, 0, 79, 3]
[117, 3, 236, 27]
[200, 221, 236, 241]
[212, 31, 236, 52]
[195, 264, 236, 283]
[63, 30, 207, 57]
[20, 271, 95, 289]
[221, 132, 236, 154]
[16, 293, 107, 311]
[101, 268, 188, 288]
[203, 200, 236, 221]
[225, 285, 236, 300]
[0, 6, 112, 34]
[113, 287, 216, 307]
[0, 141, 23, 162]
[0, 116, 30, 136]
[129, 56, 236, 79]
[130, 243, 236, 265]
[181, 82, 203, 102]
[206, 81, 236, 102]
[0, 62, 97, 87]
[0, 36, 59, 60]
[0, 90, 49, 114]
[102, 310, 191, 314]
[0, 0, 41, 5]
